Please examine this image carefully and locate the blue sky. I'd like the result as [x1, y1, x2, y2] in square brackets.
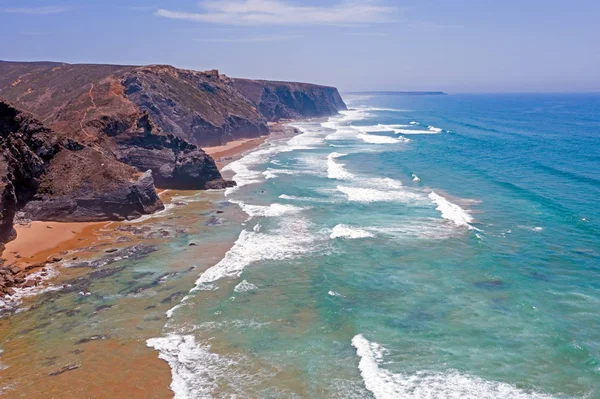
[0, 0, 598, 93]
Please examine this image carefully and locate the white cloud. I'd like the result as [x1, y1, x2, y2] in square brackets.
[157, 0, 396, 26]
[0, 6, 69, 15]
[196, 34, 303, 42]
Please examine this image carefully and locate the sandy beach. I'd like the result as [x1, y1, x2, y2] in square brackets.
[204, 136, 268, 170]
[0, 131, 275, 398]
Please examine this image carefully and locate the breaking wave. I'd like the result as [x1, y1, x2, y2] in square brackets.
[352, 335, 556, 399]
[429, 191, 475, 228]
[327, 152, 355, 180]
[330, 224, 374, 239]
[357, 133, 408, 144]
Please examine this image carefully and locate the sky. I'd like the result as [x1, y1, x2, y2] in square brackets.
[0, 0, 599, 93]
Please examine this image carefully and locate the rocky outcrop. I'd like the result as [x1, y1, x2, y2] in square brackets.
[23, 150, 164, 222]
[112, 112, 234, 189]
[0, 101, 164, 234]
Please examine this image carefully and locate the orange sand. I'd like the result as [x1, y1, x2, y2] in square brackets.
[2, 221, 110, 269]
[204, 136, 267, 167]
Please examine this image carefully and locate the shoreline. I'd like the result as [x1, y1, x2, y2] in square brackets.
[0, 121, 302, 398]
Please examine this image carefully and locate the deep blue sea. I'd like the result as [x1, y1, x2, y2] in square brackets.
[150, 94, 600, 398]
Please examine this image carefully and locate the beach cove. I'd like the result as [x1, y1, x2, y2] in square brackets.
[0, 132, 276, 398]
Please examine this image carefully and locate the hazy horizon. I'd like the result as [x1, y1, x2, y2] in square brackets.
[1, 0, 599, 93]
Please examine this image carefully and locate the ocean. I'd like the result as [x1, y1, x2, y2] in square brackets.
[149, 93, 600, 398]
[1, 93, 599, 398]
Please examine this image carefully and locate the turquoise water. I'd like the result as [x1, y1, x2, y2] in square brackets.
[150, 94, 600, 398]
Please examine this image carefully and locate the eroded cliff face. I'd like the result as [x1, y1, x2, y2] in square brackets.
[0, 61, 347, 148]
[233, 79, 347, 121]
[0, 101, 164, 239]
[122, 66, 269, 147]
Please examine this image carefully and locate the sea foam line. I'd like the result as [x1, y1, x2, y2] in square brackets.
[357, 133, 409, 144]
[352, 334, 556, 399]
[429, 191, 476, 229]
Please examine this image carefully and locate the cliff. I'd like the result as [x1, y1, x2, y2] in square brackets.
[233, 79, 347, 121]
[0, 61, 347, 147]
[0, 60, 346, 247]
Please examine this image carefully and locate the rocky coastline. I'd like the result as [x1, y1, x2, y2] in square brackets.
[0, 60, 346, 302]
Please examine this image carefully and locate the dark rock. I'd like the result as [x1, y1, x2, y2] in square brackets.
[189, 243, 197, 246]
[205, 216, 223, 226]
[24, 279, 36, 287]
[474, 280, 504, 289]
[75, 335, 107, 345]
[105, 248, 119, 253]
[205, 179, 237, 190]
[161, 291, 186, 304]
[49, 365, 80, 376]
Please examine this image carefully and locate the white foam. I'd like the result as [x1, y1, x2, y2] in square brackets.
[147, 335, 235, 399]
[126, 202, 177, 224]
[193, 217, 318, 290]
[395, 128, 441, 135]
[263, 168, 320, 180]
[370, 178, 404, 190]
[278, 194, 333, 204]
[234, 280, 258, 293]
[330, 224, 374, 239]
[233, 201, 304, 219]
[428, 125, 443, 133]
[338, 109, 371, 122]
[429, 191, 475, 228]
[325, 127, 360, 141]
[410, 121, 419, 125]
[327, 152, 354, 180]
[262, 170, 278, 180]
[412, 173, 421, 182]
[328, 291, 342, 297]
[338, 185, 423, 203]
[352, 334, 555, 399]
[355, 124, 411, 133]
[0, 348, 6, 371]
[518, 225, 544, 232]
[0, 266, 62, 313]
[223, 137, 305, 192]
[357, 133, 406, 144]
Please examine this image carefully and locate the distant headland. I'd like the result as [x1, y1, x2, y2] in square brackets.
[348, 91, 448, 96]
